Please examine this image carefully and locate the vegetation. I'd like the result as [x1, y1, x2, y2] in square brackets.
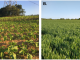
[0, 4, 25, 17]
[42, 18, 80, 20]
[42, 20, 80, 59]
[0, 15, 39, 59]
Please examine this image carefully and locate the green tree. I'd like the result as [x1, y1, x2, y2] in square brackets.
[0, 4, 26, 17]
[78, 18, 80, 20]
[60, 18, 64, 20]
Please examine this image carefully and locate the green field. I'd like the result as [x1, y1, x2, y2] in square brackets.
[0, 15, 39, 59]
[42, 20, 80, 59]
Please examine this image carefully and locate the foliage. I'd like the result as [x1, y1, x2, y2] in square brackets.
[42, 20, 80, 59]
[42, 18, 80, 20]
[0, 15, 39, 59]
[0, 4, 25, 17]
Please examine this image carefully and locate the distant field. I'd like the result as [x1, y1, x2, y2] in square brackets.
[0, 15, 39, 59]
[42, 20, 80, 59]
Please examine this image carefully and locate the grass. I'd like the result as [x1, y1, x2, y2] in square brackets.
[0, 15, 39, 59]
[42, 20, 80, 59]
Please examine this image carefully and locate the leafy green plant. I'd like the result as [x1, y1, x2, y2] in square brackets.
[31, 49, 37, 54]
[35, 42, 39, 47]
[0, 15, 39, 59]
[19, 45, 28, 56]
[27, 53, 33, 59]
[7, 45, 18, 53]
[9, 52, 16, 59]
[3, 36, 7, 41]
[42, 20, 80, 59]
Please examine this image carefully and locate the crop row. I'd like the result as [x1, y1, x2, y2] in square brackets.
[0, 15, 39, 21]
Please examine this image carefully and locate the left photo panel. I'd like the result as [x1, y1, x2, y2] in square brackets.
[0, 0, 39, 59]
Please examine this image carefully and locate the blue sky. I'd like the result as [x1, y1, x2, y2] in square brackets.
[0, 1, 39, 15]
[41, 1, 80, 19]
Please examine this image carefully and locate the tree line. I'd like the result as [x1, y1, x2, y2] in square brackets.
[42, 18, 80, 20]
[0, 4, 26, 17]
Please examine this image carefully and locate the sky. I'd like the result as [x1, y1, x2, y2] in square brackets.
[0, 0, 39, 15]
[41, 1, 80, 19]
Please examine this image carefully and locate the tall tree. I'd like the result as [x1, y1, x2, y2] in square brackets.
[0, 4, 26, 17]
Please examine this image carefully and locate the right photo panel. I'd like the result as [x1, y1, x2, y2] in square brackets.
[41, 0, 80, 59]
